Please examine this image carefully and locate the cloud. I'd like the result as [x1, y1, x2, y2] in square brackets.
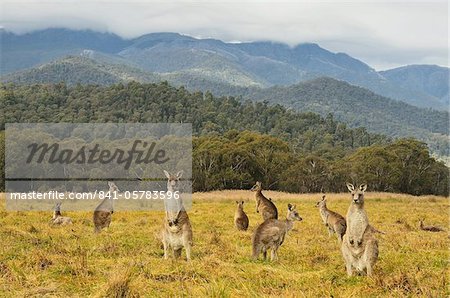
[1, 0, 448, 69]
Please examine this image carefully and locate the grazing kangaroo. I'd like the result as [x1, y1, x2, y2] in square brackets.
[234, 201, 249, 231]
[250, 181, 278, 220]
[341, 183, 378, 276]
[252, 204, 302, 261]
[161, 170, 193, 261]
[419, 219, 444, 232]
[52, 202, 73, 225]
[316, 195, 346, 242]
[93, 181, 116, 233]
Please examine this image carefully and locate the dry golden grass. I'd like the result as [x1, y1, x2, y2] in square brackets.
[0, 191, 448, 297]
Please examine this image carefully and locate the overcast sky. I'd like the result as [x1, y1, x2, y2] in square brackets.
[1, 0, 448, 70]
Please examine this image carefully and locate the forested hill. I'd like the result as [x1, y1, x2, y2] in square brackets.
[1, 56, 161, 85]
[1, 81, 387, 155]
[3, 57, 448, 157]
[246, 77, 450, 157]
[1, 81, 448, 196]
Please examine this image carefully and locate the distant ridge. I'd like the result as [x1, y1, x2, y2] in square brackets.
[2, 28, 449, 110]
[246, 77, 448, 153]
[1, 56, 160, 85]
[380, 65, 449, 108]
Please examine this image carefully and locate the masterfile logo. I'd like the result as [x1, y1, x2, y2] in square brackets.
[26, 140, 170, 170]
[5, 123, 192, 211]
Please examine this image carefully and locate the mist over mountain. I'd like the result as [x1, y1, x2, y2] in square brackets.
[0, 29, 129, 74]
[1, 28, 448, 110]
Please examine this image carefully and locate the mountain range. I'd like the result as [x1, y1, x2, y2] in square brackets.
[1, 28, 449, 110]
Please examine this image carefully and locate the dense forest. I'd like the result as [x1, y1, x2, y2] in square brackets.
[245, 78, 450, 157]
[1, 81, 448, 195]
[3, 56, 448, 159]
[194, 132, 448, 195]
[1, 81, 388, 152]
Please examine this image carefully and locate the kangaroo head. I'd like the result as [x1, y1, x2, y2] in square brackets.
[164, 170, 183, 190]
[250, 181, 262, 192]
[287, 204, 302, 221]
[346, 183, 367, 205]
[419, 218, 425, 227]
[315, 195, 326, 208]
[53, 202, 62, 219]
[54, 201, 62, 211]
[108, 181, 120, 192]
[236, 201, 245, 208]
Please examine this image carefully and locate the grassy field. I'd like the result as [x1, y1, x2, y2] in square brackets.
[0, 191, 448, 297]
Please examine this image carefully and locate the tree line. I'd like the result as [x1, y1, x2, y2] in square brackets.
[193, 131, 448, 196]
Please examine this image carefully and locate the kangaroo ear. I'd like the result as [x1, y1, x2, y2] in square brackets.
[346, 183, 355, 192]
[359, 184, 367, 192]
[108, 181, 115, 188]
[163, 170, 171, 179]
[236, 201, 239, 204]
[176, 170, 184, 179]
[256, 181, 261, 186]
[241, 201, 244, 204]
[288, 203, 293, 211]
[322, 195, 326, 200]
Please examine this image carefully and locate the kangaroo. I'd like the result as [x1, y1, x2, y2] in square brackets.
[234, 201, 249, 231]
[316, 195, 346, 242]
[341, 183, 378, 276]
[419, 218, 444, 232]
[250, 181, 278, 220]
[52, 202, 73, 225]
[93, 181, 116, 233]
[161, 170, 193, 261]
[252, 204, 302, 261]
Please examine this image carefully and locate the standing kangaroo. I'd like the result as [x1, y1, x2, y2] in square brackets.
[316, 195, 346, 242]
[161, 170, 193, 261]
[93, 181, 116, 233]
[252, 204, 302, 261]
[52, 202, 73, 225]
[341, 183, 378, 276]
[234, 201, 249, 231]
[251, 182, 278, 220]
